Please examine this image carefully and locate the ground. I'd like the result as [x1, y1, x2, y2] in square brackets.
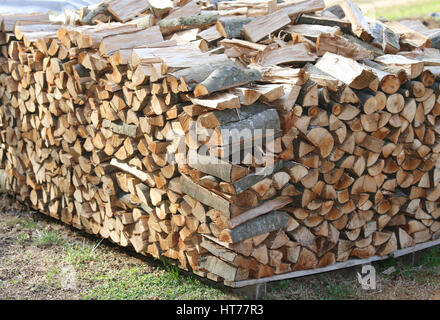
[1, 194, 440, 300]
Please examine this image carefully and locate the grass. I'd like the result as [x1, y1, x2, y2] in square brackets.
[355, 0, 440, 20]
[5, 204, 439, 300]
[266, 277, 360, 300]
[420, 247, 440, 269]
[325, 281, 358, 300]
[22, 220, 38, 229]
[64, 240, 102, 266]
[377, 247, 440, 282]
[81, 267, 227, 300]
[45, 266, 62, 289]
[17, 232, 30, 244]
[33, 229, 63, 247]
[5, 217, 26, 228]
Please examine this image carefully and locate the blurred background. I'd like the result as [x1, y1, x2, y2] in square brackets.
[0, 0, 439, 21]
[330, 0, 440, 20]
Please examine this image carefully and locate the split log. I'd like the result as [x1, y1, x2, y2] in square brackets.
[375, 54, 424, 79]
[194, 65, 261, 97]
[180, 174, 230, 215]
[198, 255, 248, 281]
[315, 52, 377, 90]
[316, 33, 373, 60]
[340, 0, 373, 42]
[242, 10, 291, 43]
[107, 0, 149, 23]
[219, 211, 290, 244]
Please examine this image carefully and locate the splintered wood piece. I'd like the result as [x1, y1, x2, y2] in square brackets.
[316, 33, 373, 60]
[188, 154, 248, 182]
[167, 59, 235, 92]
[216, 17, 255, 39]
[242, 10, 291, 43]
[340, 0, 373, 41]
[315, 52, 377, 90]
[159, 13, 218, 36]
[148, 0, 173, 18]
[278, 0, 325, 17]
[107, 0, 150, 22]
[375, 54, 424, 79]
[99, 26, 164, 56]
[385, 20, 430, 49]
[190, 92, 240, 110]
[377, 232, 398, 256]
[259, 43, 317, 66]
[293, 248, 318, 271]
[210, 108, 280, 146]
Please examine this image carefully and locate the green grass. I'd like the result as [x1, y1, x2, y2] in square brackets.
[356, 0, 440, 20]
[420, 247, 440, 269]
[5, 217, 25, 227]
[377, 247, 440, 282]
[325, 281, 358, 300]
[45, 265, 62, 289]
[22, 220, 38, 229]
[17, 232, 30, 244]
[4, 216, 37, 229]
[64, 240, 102, 266]
[82, 267, 227, 300]
[33, 229, 63, 247]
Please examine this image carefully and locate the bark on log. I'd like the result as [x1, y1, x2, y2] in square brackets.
[219, 211, 290, 243]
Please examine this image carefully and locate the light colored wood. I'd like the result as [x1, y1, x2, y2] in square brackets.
[107, 0, 150, 23]
[242, 10, 291, 43]
[375, 54, 424, 80]
[148, 0, 173, 18]
[278, 0, 325, 17]
[180, 174, 231, 215]
[99, 26, 164, 56]
[316, 33, 373, 60]
[340, 0, 373, 41]
[315, 52, 377, 90]
[259, 43, 317, 66]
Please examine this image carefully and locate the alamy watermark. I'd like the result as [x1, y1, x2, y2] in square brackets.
[357, 264, 376, 290]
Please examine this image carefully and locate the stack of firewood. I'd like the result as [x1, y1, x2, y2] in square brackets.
[1, 0, 440, 284]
